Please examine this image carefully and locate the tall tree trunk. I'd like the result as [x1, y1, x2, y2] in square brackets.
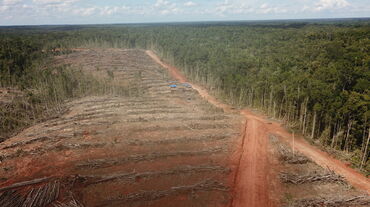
[360, 128, 369, 170]
[344, 120, 353, 152]
[287, 101, 291, 124]
[331, 121, 338, 148]
[239, 87, 245, 107]
[279, 101, 283, 119]
[302, 98, 308, 135]
[299, 102, 304, 130]
[269, 89, 273, 115]
[250, 88, 254, 107]
[311, 111, 317, 139]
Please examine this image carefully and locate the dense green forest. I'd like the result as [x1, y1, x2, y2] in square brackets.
[0, 20, 369, 173]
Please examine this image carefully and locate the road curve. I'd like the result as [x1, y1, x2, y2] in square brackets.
[146, 50, 370, 207]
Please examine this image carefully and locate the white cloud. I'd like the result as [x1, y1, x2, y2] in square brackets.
[32, 0, 78, 5]
[0, 0, 368, 25]
[100, 6, 117, 16]
[71, 5, 132, 17]
[214, 0, 287, 16]
[73, 7, 96, 16]
[258, 3, 287, 14]
[2, 0, 22, 5]
[314, 0, 350, 11]
[154, 0, 171, 8]
[0, 0, 23, 13]
[101, 6, 130, 16]
[215, 0, 253, 15]
[184, 1, 197, 7]
[154, 0, 181, 15]
[0, 5, 9, 12]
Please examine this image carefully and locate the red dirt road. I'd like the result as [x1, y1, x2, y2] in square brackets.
[147, 50, 275, 207]
[241, 110, 370, 195]
[231, 113, 272, 207]
[146, 51, 231, 112]
[146, 50, 370, 206]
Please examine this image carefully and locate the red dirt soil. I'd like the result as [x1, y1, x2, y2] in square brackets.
[1, 49, 244, 207]
[146, 50, 370, 207]
[147, 50, 277, 207]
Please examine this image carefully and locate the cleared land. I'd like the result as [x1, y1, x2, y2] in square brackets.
[0, 49, 243, 207]
[0, 49, 368, 207]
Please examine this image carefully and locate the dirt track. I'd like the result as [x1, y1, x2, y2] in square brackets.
[147, 51, 277, 207]
[0, 49, 368, 207]
[146, 50, 370, 206]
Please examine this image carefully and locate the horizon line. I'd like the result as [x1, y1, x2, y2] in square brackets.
[0, 16, 369, 27]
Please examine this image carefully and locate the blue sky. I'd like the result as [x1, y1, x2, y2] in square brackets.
[0, 0, 369, 25]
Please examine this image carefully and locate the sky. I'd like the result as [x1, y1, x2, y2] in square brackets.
[0, 0, 369, 25]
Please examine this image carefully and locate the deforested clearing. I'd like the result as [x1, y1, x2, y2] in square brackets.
[0, 49, 243, 207]
[1, 48, 368, 207]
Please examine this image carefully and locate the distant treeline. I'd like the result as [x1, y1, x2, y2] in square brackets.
[0, 20, 369, 172]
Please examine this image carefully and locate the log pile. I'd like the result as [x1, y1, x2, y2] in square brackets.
[76, 147, 225, 169]
[289, 196, 370, 207]
[82, 165, 230, 185]
[126, 134, 230, 146]
[280, 171, 346, 185]
[53, 198, 84, 207]
[0, 177, 51, 192]
[270, 134, 311, 164]
[0, 180, 60, 207]
[97, 179, 228, 206]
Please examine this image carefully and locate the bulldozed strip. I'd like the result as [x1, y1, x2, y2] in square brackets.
[0, 49, 242, 206]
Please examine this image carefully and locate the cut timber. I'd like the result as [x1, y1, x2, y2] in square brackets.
[96, 179, 228, 206]
[0, 177, 52, 192]
[0, 180, 60, 207]
[289, 196, 370, 207]
[280, 171, 346, 185]
[270, 134, 311, 164]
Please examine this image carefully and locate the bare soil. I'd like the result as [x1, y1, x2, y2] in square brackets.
[0, 49, 242, 207]
[0, 48, 368, 207]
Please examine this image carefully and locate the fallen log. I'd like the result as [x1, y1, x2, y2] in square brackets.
[289, 195, 370, 207]
[96, 179, 229, 206]
[270, 134, 311, 164]
[280, 171, 346, 185]
[53, 198, 84, 207]
[76, 147, 225, 169]
[0, 179, 60, 207]
[82, 165, 230, 185]
[0, 177, 52, 192]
